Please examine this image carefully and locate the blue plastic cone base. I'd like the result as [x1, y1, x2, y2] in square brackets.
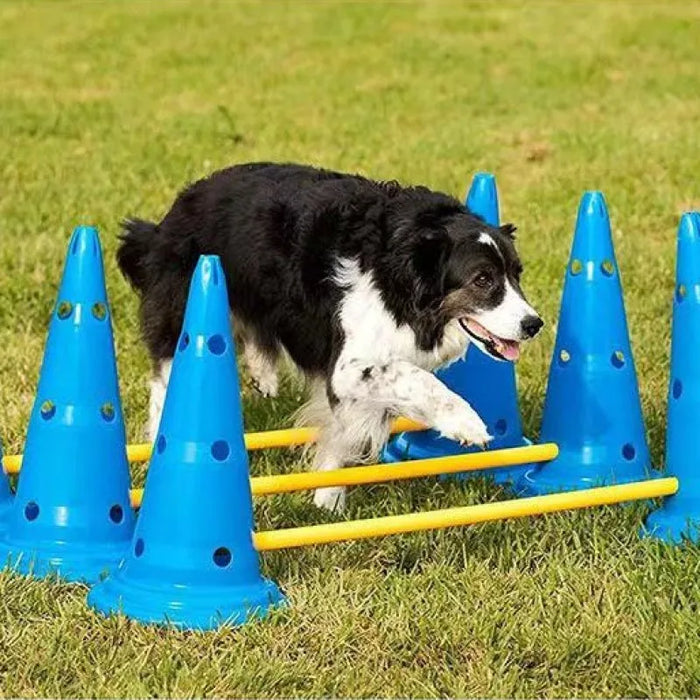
[519, 192, 653, 496]
[88, 255, 284, 631]
[382, 173, 532, 484]
[0, 226, 134, 583]
[0, 539, 130, 582]
[643, 508, 700, 545]
[519, 461, 658, 497]
[643, 213, 700, 544]
[87, 570, 283, 631]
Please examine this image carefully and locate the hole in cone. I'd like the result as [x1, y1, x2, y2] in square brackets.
[207, 334, 226, 355]
[676, 284, 687, 303]
[178, 332, 190, 352]
[211, 440, 230, 461]
[100, 402, 115, 422]
[109, 504, 124, 524]
[495, 418, 507, 436]
[570, 259, 583, 275]
[134, 539, 144, 557]
[673, 379, 683, 399]
[56, 301, 73, 320]
[24, 502, 39, 521]
[213, 547, 232, 567]
[40, 400, 56, 420]
[92, 302, 107, 321]
[622, 443, 636, 461]
[156, 435, 167, 454]
[558, 349, 571, 366]
[611, 350, 625, 368]
[601, 260, 615, 276]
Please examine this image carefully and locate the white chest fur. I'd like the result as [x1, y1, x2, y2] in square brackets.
[334, 258, 468, 370]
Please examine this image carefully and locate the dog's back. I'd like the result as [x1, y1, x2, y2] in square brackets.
[117, 162, 393, 367]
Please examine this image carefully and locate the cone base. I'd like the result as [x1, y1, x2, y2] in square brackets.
[382, 430, 532, 485]
[519, 457, 658, 496]
[642, 506, 700, 545]
[0, 537, 129, 584]
[87, 572, 285, 631]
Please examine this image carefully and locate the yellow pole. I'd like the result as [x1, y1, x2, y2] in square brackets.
[251, 443, 558, 495]
[127, 442, 559, 508]
[252, 477, 679, 551]
[2, 416, 424, 474]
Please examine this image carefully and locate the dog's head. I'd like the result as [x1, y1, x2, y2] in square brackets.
[407, 202, 543, 362]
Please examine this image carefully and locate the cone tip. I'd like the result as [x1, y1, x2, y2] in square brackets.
[466, 172, 499, 226]
[677, 211, 700, 244]
[471, 171, 496, 185]
[193, 255, 224, 289]
[180, 254, 231, 337]
[579, 191, 609, 220]
[68, 225, 101, 258]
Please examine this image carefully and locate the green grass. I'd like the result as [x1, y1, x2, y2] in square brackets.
[1, 0, 700, 696]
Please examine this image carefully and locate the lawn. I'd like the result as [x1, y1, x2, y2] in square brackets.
[1, 1, 700, 697]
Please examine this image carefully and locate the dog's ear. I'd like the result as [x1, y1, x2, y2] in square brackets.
[412, 228, 453, 307]
[500, 223, 517, 238]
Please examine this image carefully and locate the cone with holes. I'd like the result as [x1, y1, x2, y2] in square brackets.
[519, 192, 652, 495]
[383, 172, 533, 484]
[87, 255, 283, 630]
[644, 213, 700, 543]
[0, 226, 134, 582]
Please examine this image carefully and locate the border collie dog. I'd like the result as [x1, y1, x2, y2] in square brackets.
[118, 163, 543, 512]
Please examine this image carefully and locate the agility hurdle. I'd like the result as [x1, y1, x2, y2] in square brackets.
[2, 176, 697, 631]
[127, 442, 560, 507]
[1, 416, 425, 474]
[253, 477, 679, 550]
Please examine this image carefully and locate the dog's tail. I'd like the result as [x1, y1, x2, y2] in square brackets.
[117, 219, 158, 292]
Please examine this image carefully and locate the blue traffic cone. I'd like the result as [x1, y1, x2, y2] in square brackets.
[644, 213, 700, 543]
[383, 173, 533, 484]
[0, 226, 134, 582]
[0, 446, 12, 534]
[88, 256, 283, 630]
[520, 192, 652, 495]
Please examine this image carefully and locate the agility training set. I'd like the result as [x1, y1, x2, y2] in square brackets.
[0, 174, 698, 631]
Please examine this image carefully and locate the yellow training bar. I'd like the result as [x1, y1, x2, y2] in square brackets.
[127, 442, 559, 507]
[252, 477, 679, 551]
[2, 416, 424, 474]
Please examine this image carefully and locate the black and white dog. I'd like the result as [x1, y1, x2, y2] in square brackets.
[118, 163, 543, 511]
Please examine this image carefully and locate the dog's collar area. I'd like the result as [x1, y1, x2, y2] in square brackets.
[459, 318, 520, 362]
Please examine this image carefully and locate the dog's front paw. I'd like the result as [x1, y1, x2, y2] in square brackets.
[435, 405, 492, 448]
[313, 486, 347, 513]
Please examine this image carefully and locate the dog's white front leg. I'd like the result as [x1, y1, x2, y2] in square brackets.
[332, 359, 492, 447]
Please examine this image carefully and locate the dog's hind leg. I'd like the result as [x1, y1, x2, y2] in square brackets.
[147, 358, 172, 443]
[234, 318, 280, 398]
[244, 341, 279, 398]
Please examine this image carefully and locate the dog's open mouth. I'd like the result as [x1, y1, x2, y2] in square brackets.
[459, 318, 521, 361]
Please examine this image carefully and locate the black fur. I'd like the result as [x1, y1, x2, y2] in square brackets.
[118, 162, 524, 374]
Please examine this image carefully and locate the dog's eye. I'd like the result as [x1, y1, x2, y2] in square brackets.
[473, 272, 493, 288]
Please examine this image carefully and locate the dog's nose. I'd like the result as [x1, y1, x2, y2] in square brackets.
[521, 315, 544, 339]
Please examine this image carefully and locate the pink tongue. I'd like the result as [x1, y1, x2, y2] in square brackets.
[499, 340, 521, 361]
